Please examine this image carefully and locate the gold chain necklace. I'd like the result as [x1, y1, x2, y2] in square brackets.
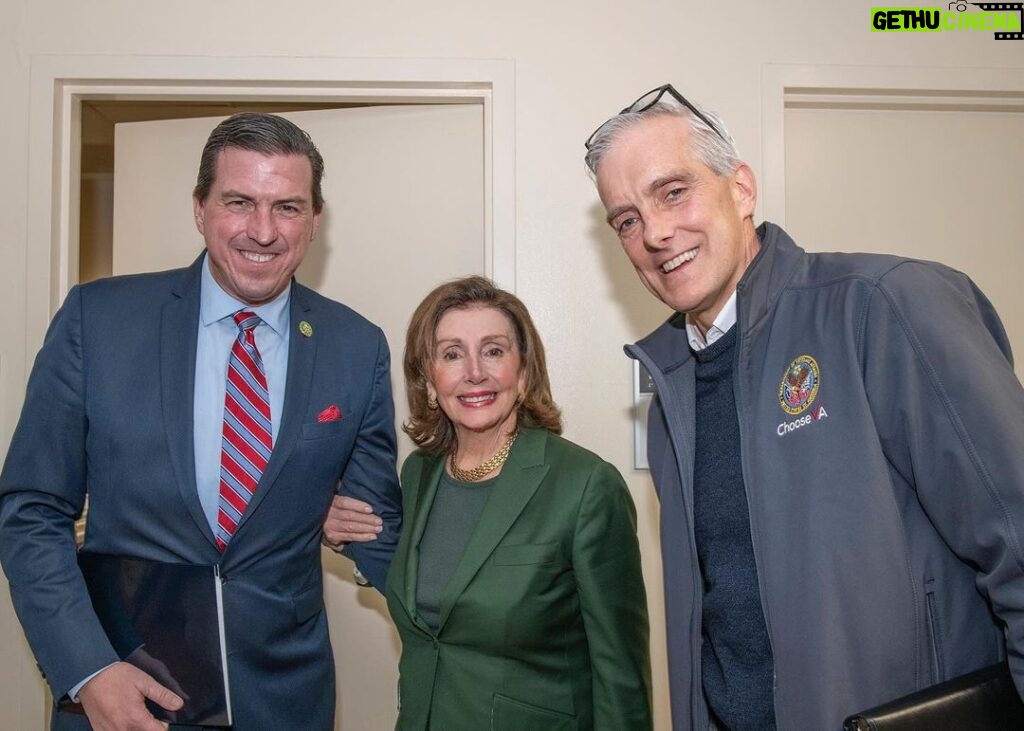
[449, 429, 519, 482]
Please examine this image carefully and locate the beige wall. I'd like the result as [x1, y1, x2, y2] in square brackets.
[2, 1, 1022, 728]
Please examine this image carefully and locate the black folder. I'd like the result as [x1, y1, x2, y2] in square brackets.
[62, 552, 232, 727]
[843, 662, 1024, 730]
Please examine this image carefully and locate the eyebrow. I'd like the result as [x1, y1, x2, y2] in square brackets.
[650, 170, 697, 190]
[435, 334, 514, 348]
[275, 196, 310, 207]
[605, 204, 635, 226]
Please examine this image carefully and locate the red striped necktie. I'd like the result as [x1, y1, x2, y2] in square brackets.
[216, 310, 272, 552]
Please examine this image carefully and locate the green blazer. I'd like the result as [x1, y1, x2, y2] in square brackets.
[385, 427, 652, 730]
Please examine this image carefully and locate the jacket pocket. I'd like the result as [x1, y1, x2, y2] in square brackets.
[925, 577, 946, 683]
[490, 693, 577, 731]
[300, 418, 351, 441]
[493, 542, 560, 566]
[293, 583, 324, 624]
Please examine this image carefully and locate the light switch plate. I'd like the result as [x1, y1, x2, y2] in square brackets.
[633, 360, 655, 470]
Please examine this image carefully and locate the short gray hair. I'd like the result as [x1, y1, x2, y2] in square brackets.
[585, 97, 741, 179]
[194, 112, 325, 212]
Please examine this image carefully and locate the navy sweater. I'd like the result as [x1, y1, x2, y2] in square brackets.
[693, 325, 776, 730]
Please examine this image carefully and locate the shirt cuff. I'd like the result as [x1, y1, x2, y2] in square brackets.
[69, 662, 119, 702]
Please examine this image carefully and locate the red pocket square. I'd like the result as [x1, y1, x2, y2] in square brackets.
[317, 404, 343, 423]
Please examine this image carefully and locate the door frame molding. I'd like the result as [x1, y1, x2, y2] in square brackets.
[27, 54, 515, 353]
[760, 63, 1024, 226]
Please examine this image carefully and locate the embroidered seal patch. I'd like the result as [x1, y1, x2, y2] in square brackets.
[779, 355, 820, 415]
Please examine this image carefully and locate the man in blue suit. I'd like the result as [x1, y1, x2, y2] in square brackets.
[0, 113, 402, 730]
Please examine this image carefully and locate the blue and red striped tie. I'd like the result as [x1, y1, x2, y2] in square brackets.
[216, 311, 272, 552]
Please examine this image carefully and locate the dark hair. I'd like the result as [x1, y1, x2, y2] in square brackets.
[403, 276, 563, 454]
[193, 113, 325, 212]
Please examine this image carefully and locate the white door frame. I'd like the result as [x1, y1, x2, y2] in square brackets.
[26, 54, 515, 360]
[760, 63, 1024, 225]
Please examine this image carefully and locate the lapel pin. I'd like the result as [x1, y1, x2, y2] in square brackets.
[299, 321, 313, 338]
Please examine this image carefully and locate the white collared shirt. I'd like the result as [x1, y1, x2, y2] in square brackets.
[685, 291, 738, 352]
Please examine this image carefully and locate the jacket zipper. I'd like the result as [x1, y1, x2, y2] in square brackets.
[924, 577, 945, 683]
[732, 284, 781, 729]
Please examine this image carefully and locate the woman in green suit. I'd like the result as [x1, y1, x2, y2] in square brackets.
[386, 276, 651, 730]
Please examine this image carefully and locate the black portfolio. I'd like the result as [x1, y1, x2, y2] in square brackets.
[843, 662, 1024, 730]
[62, 552, 232, 727]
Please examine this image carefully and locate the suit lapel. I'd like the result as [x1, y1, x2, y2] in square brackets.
[233, 281, 315, 535]
[435, 428, 550, 633]
[161, 256, 214, 546]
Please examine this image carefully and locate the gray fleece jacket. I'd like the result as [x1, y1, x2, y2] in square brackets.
[627, 222, 1024, 729]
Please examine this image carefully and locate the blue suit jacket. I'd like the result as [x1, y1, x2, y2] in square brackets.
[0, 254, 401, 730]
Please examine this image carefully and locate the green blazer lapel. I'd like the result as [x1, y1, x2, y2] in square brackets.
[435, 428, 550, 633]
[394, 454, 446, 634]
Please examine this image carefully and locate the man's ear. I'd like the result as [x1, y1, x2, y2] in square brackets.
[311, 209, 322, 241]
[193, 196, 206, 235]
[731, 162, 758, 220]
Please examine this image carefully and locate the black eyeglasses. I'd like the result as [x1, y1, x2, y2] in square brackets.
[584, 84, 727, 150]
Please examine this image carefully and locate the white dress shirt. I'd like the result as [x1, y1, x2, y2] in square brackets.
[685, 291, 738, 352]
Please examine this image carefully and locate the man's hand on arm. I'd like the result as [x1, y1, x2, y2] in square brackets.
[322, 495, 382, 550]
[78, 662, 183, 731]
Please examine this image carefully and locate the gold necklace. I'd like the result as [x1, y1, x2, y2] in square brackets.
[449, 429, 519, 482]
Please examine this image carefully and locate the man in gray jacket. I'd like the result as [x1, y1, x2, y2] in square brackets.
[585, 84, 1024, 729]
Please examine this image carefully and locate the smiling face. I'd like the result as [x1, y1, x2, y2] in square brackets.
[427, 305, 526, 446]
[595, 113, 759, 334]
[194, 147, 321, 305]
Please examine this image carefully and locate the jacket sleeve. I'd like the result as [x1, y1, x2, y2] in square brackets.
[862, 261, 1024, 693]
[0, 286, 119, 699]
[572, 460, 653, 729]
[338, 327, 403, 592]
